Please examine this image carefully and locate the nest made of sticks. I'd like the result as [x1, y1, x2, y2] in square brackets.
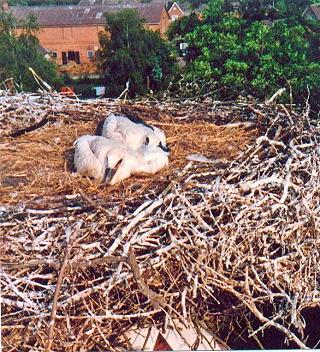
[0, 94, 254, 205]
[1, 92, 320, 351]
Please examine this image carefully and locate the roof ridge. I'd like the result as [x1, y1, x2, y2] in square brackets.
[11, 2, 164, 9]
[10, 2, 165, 26]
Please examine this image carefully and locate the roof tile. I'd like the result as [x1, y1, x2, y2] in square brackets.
[11, 3, 165, 27]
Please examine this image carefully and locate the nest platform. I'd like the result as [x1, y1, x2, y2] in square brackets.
[1, 93, 319, 351]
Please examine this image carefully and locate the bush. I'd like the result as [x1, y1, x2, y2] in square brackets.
[62, 74, 106, 98]
[96, 9, 178, 97]
[168, 0, 320, 110]
[0, 11, 62, 92]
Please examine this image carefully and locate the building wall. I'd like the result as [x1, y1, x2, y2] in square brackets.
[159, 8, 170, 35]
[17, 25, 105, 65]
[15, 8, 170, 65]
[168, 3, 184, 22]
[145, 10, 170, 35]
[41, 25, 106, 65]
[18, 23, 169, 65]
[146, 23, 161, 33]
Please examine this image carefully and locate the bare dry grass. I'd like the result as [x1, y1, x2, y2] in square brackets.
[0, 107, 255, 204]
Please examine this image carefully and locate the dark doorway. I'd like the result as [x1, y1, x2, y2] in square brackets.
[75, 51, 80, 64]
[62, 51, 67, 65]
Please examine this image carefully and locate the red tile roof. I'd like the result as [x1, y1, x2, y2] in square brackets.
[11, 3, 165, 27]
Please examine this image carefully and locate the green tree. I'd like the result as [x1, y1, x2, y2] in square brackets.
[239, 0, 276, 21]
[187, 0, 207, 10]
[0, 10, 61, 91]
[170, 0, 320, 109]
[167, 12, 201, 41]
[96, 9, 178, 97]
[239, 0, 320, 22]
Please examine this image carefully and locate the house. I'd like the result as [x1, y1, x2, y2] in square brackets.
[302, 3, 320, 21]
[10, 2, 171, 65]
[78, 0, 185, 22]
[166, 1, 184, 22]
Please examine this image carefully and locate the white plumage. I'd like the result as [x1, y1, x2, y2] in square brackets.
[101, 113, 169, 151]
[73, 135, 105, 182]
[73, 135, 169, 185]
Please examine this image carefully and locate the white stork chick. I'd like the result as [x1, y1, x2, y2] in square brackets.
[73, 135, 116, 182]
[109, 144, 169, 185]
[100, 113, 169, 152]
[73, 135, 169, 185]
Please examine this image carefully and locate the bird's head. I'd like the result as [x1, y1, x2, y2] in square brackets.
[144, 134, 170, 153]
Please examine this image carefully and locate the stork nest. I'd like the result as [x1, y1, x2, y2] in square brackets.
[1, 92, 319, 351]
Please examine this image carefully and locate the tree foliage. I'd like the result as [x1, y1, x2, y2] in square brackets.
[167, 12, 201, 41]
[238, 0, 320, 21]
[96, 9, 178, 97]
[168, 0, 320, 109]
[0, 10, 61, 91]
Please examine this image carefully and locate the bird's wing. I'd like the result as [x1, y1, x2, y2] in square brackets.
[133, 156, 168, 175]
[74, 140, 104, 180]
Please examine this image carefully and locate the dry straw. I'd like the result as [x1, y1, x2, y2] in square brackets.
[1, 92, 319, 351]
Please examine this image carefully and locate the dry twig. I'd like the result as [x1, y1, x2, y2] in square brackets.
[1, 91, 319, 351]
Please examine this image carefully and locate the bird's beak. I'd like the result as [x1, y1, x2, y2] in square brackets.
[103, 167, 117, 184]
[159, 143, 170, 153]
[103, 159, 123, 184]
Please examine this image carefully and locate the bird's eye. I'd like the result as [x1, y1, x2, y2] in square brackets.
[145, 137, 150, 145]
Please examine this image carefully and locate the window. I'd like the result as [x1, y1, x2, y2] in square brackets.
[179, 42, 188, 50]
[68, 51, 80, 64]
[63, 51, 81, 64]
[68, 51, 76, 61]
[171, 14, 179, 21]
[87, 50, 94, 59]
[96, 12, 102, 19]
[50, 51, 58, 59]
